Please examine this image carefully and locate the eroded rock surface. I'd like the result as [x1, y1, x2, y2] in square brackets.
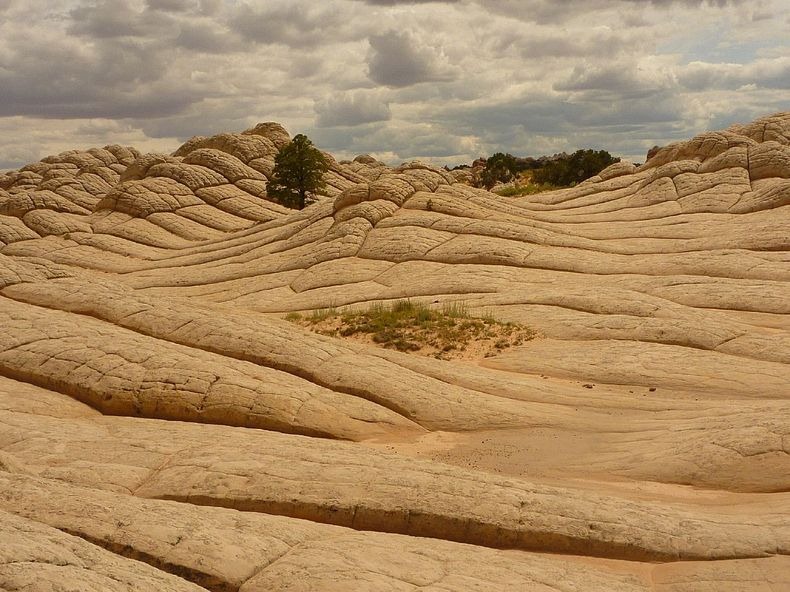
[0, 112, 788, 590]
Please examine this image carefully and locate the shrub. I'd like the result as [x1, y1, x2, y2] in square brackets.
[532, 149, 619, 186]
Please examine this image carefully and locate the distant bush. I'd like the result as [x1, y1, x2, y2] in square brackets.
[470, 149, 618, 191]
[532, 149, 619, 186]
[486, 153, 520, 188]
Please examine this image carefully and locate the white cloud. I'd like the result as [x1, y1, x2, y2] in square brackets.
[0, 116, 174, 171]
[0, 0, 786, 169]
[679, 57, 790, 90]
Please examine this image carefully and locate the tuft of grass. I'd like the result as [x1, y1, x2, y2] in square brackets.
[310, 307, 337, 322]
[480, 309, 498, 323]
[441, 301, 469, 318]
[288, 299, 536, 359]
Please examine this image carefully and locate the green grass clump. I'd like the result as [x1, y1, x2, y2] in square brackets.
[310, 307, 337, 322]
[441, 301, 469, 318]
[288, 299, 536, 359]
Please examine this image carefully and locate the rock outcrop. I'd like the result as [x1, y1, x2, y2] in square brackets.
[0, 123, 371, 249]
[0, 112, 788, 590]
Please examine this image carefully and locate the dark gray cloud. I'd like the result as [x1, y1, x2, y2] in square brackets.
[427, 87, 685, 161]
[70, 0, 241, 54]
[0, 83, 197, 120]
[135, 101, 259, 140]
[175, 20, 242, 53]
[0, 30, 195, 118]
[361, 0, 460, 4]
[0, 1, 226, 123]
[290, 55, 325, 79]
[629, 0, 745, 5]
[554, 64, 675, 98]
[367, 30, 458, 87]
[198, 0, 221, 16]
[229, 2, 359, 47]
[69, 0, 172, 38]
[146, 0, 196, 12]
[474, 0, 746, 24]
[315, 91, 392, 127]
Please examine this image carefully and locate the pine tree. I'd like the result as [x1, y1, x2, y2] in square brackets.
[267, 134, 329, 210]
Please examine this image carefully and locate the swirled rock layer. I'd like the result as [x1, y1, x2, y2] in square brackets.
[0, 112, 788, 590]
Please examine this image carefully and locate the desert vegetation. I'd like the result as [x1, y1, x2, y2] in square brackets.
[532, 148, 620, 186]
[465, 148, 620, 194]
[287, 300, 536, 359]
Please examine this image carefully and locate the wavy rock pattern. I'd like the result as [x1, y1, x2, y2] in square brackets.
[0, 112, 788, 589]
[0, 122, 368, 249]
[0, 509, 205, 591]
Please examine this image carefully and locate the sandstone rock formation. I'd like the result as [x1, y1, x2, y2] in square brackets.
[0, 112, 788, 589]
[0, 122, 369, 249]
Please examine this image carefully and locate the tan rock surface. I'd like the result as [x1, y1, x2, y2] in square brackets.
[1, 388, 788, 563]
[0, 112, 788, 589]
[0, 510, 205, 592]
[0, 473, 656, 592]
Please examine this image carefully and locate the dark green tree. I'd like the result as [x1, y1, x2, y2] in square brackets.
[480, 152, 519, 190]
[267, 134, 329, 210]
[533, 149, 619, 186]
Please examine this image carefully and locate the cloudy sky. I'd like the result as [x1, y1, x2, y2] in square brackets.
[0, 0, 787, 170]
